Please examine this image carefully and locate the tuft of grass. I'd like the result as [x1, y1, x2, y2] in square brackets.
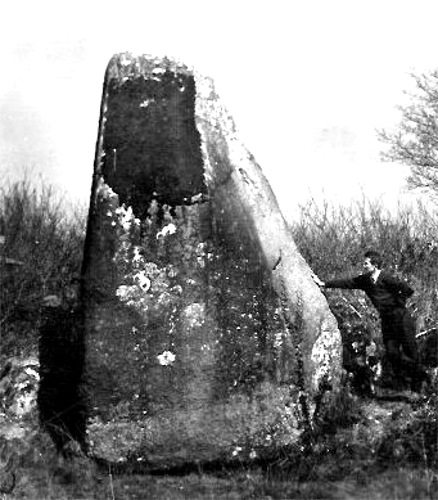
[3, 429, 108, 499]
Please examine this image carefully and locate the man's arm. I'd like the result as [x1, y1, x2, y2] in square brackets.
[312, 274, 364, 290]
[325, 276, 364, 289]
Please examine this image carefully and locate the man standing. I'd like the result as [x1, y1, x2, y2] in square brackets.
[313, 250, 429, 392]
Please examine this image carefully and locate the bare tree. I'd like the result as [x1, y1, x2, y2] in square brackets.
[378, 70, 438, 197]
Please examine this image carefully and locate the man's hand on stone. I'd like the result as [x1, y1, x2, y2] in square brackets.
[311, 273, 325, 288]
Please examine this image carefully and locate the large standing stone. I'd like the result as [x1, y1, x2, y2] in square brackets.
[80, 53, 342, 467]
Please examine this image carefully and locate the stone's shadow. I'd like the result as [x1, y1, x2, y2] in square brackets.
[38, 304, 86, 452]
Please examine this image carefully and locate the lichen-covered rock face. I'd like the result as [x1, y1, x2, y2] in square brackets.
[80, 53, 342, 467]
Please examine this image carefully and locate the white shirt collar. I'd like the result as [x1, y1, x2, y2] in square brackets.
[371, 269, 381, 283]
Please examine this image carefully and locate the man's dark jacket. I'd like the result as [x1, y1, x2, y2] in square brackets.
[325, 271, 414, 316]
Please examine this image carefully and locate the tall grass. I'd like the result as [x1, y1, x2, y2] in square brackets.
[0, 176, 86, 356]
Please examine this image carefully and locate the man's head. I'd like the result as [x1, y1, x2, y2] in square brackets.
[363, 250, 383, 273]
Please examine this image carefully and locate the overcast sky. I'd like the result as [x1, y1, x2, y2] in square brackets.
[1, 0, 438, 219]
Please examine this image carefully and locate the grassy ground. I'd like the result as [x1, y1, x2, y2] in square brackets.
[4, 391, 437, 499]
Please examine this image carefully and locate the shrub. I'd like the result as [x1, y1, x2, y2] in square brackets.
[0, 176, 86, 356]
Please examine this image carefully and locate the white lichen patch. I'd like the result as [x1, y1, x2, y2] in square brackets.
[11, 393, 36, 417]
[115, 205, 139, 231]
[98, 179, 119, 201]
[139, 98, 154, 108]
[157, 350, 176, 366]
[273, 331, 284, 349]
[120, 55, 132, 67]
[134, 271, 151, 291]
[182, 303, 206, 329]
[191, 193, 204, 203]
[23, 367, 39, 380]
[195, 242, 208, 267]
[132, 247, 143, 263]
[156, 223, 177, 239]
[116, 285, 131, 300]
[311, 318, 342, 390]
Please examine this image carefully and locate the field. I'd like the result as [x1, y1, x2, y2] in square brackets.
[0, 179, 437, 499]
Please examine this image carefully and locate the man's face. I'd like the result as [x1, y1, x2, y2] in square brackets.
[363, 257, 376, 273]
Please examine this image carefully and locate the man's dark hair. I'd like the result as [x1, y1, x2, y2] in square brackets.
[364, 250, 383, 268]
